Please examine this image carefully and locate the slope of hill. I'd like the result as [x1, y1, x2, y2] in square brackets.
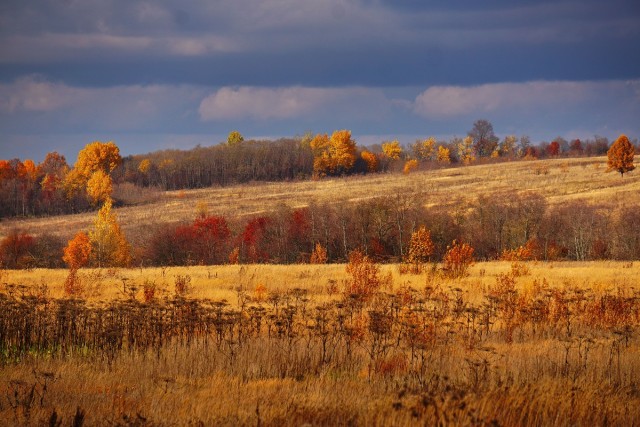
[1, 156, 638, 241]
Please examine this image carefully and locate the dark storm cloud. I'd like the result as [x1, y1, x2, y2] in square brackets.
[1, 0, 639, 161]
[1, 0, 638, 86]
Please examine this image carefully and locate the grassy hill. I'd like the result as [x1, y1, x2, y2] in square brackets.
[1, 156, 638, 241]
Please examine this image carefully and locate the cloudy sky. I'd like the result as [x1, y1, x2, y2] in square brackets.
[1, 0, 639, 161]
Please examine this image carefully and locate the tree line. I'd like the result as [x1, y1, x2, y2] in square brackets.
[1, 122, 636, 219]
[2, 189, 639, 269]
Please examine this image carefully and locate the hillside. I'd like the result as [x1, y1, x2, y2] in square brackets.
[1, 156, 637, 242]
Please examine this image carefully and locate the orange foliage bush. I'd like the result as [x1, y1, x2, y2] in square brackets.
[310, 243, 328, 264]
[62, 232, 92, 270]
[344, 250, 391, 301]
[442, 240, 474, 278]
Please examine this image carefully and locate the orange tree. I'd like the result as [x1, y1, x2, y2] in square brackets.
[607, 134, 635, 177]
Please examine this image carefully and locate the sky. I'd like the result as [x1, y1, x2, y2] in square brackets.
[1, 0, 640, 162]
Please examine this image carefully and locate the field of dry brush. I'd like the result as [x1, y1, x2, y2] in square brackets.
[1, 260, 639, 425]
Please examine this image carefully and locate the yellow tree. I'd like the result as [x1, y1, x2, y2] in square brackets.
[86, 170, 113, 206]
[310, 130, 357, 176]
[310, 133, 332, 176]
[437, 145, 451, 164]
[227, 130, 244, 145]
[65, 141, 122, 201]
[607, 134, 635, 177]
[89, 199, 131, 267]
[329, 129, 357, 173]
[411, 137, 436, 161]
[138, 159, 151, 174]
[457, 136, 476, 165]
[382, 140, 403, 160]
[75, 141, 121, 178]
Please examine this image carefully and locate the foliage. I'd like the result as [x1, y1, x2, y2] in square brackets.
[436, 145, 451, 164]
[410, 137, 436, 161]
[360, 151, 379, 173]
[62, 232, 92, 270]
[310, 130, 357, 176]
[86, 170, 113, 206]
[88, 199, 131, 268]
[547, 141, 560, 157]
[227, 130, 244, 145]
[406, 226, 435, 265]
[137, 159, 151, 174]
[500, 239, 539, 261]
[499, 135, 518, 157]
[0, 230, 35, 269]
[607, 134, 635, 177]
[442, 240, 474, 278]
[381, 140, 403, 160]
[310, 243, 328, 264]
[457, 136, 476, 165]
[403, 159, 418, 174]
[344, 249, 391, 301]
[74, 141, 121, 178]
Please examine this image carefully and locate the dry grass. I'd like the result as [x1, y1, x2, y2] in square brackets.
[2, 156, 638, 241]
[3, 260, 638, 302]
[2, 261, 640, 425]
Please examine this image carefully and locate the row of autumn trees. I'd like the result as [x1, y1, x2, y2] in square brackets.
[1, 123, 635, 218]
[2, 189, 639, 269]
[0, 142, 122, 217]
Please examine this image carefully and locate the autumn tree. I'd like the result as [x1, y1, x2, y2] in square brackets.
[499, 135, 518, 158]
[310, 130, 357, 176]
[607, 134, 635, 177]
[361, 151, 379, 173]
[0, 230, 35, 269]
[65, 141, 121, 202]
[89, 199, 131, 267]
[75, 141, 121, 178]
[437, 145, 451, 164]
[468, 119, 498, 157]
[310, 242, 328, 264]
[411, 137, 436, 161]
[457, 136, 476, 165]
[547, 141, 560, 157]
[62, 232, 92, 270]
[382, 140, 403, 160]
[404, 226, 435, 273]
[86, 169, 113, 205]
[227, 130, 244, 145]
[442, 240, 474, 278]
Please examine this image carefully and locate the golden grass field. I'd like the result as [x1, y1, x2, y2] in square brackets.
[1, 156, 639, 241]
[2, 261, 640, 425]
[2, 260, 639, 302]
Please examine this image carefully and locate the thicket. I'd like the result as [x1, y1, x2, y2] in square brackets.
[3, 191, 639, 269]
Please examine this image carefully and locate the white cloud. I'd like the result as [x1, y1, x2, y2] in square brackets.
[413, 81, 603, 118]
[0, 75, 205, 130]
[198, 86, 391, 121]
